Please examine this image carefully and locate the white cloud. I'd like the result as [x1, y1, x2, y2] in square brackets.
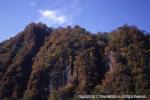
[37, 0, 82, 26]
[38, 10, 67, 24]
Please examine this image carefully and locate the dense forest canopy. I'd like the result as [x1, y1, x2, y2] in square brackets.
[0, 23, 149, 100]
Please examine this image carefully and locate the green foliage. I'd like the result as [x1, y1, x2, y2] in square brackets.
[93, 25, 150, 97]
[59, 84, 76, 99]
[0, 23, 149, 99]
[49, 90, 59, 100]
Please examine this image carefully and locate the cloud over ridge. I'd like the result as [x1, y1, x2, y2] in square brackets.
[38, 10, 67, 24]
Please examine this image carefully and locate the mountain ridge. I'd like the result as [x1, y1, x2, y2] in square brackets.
[0, 23, 149, 100]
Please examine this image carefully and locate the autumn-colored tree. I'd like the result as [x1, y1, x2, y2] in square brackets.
[0, 23, 149, 100]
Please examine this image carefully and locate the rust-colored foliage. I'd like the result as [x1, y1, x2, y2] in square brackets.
[0, 23, 149, 100]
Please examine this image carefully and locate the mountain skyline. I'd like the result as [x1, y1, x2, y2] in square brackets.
[1, 0, 150, 42]
[0, 23, 149, 100]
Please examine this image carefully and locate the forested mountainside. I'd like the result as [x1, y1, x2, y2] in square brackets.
[0, 23, 149, 100]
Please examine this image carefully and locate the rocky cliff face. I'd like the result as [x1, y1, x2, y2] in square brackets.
[0, 23, 149, 100]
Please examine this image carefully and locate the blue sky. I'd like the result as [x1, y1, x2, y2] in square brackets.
[0, 0, 150, 42]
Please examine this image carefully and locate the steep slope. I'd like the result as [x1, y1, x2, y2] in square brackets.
[0, 23, 149, 100]
[23, 25, 107, 100]
[0, 23, 51, 99]
[93, 25, 150, 96]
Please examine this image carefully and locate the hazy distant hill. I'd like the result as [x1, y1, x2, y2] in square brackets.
[0, 23, 149, 100]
